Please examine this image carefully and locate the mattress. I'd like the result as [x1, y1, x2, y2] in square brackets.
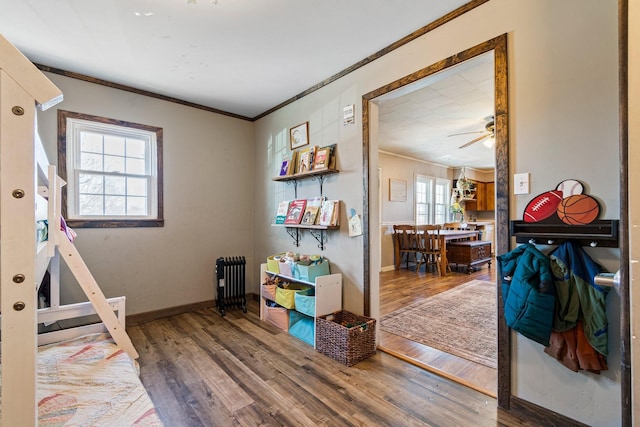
[0, 333, 163, 426]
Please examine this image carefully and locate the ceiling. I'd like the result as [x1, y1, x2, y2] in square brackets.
[0, 0, 494, 169]
[377, 51, 495, 170]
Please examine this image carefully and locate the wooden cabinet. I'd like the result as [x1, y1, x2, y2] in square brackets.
[464, 181, 494, 211]
[260, 263, 342, 348]
[446, 240, 492, 273]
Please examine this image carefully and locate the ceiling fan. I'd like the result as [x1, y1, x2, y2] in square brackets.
[449, 115, 495, 149]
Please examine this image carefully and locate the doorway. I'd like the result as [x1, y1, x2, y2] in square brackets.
[362, 35, 511, 404]
[374, 50, 498, 394]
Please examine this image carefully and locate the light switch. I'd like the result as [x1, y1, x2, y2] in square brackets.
[514, 173, 530, 195]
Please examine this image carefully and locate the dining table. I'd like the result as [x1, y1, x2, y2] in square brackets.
[393, 228, 479, 275]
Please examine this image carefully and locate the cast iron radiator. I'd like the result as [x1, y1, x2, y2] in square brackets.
[215, 256, 247, 316]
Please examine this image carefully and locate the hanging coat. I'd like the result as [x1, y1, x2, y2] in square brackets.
[548, 240, 610, 356]
[497, 243, 556, 346]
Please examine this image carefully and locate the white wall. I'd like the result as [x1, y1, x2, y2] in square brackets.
[37, 73, 255, 315]
[253, 1, 621, 425]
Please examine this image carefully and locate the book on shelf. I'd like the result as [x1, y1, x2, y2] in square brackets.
[301, 196, 324, 225]
[318, 144, 337, 170]
[287, 151, 297, 175]
[284, 199, 307, 225]
[318, 199, 340, 226]
[279, 159, 291, 176]
[296, 147, 311, 174]
[275, 200, 291, 224]
[330, 200, 340, 226]
[312, 146, 330, 170]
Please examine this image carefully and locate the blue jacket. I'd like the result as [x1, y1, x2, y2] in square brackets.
[497, 243, 556, 346]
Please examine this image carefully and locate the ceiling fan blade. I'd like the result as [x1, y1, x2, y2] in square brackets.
[448, 130, 484, 137]
[458, 133, 490, 149]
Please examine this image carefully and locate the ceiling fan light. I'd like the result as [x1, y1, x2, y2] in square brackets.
[483, 137, 495, 148]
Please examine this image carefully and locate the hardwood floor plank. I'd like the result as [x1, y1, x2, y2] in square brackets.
[130, 296, 541, 426]
[379, 262, 498, 396]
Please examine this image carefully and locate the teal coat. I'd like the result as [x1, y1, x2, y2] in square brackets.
[497, 243, 556, 346]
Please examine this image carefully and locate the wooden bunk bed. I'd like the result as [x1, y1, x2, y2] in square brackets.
[0, 34, 161, 426]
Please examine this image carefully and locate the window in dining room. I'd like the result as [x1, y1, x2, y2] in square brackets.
[415, 174, 450, 225]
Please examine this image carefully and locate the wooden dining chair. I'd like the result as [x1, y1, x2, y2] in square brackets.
[392, 224, 418, 270]
[442, 222, 477, 241]
[415, 225, 448, 275]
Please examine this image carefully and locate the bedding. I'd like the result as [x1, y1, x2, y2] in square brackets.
[0, 333, 162, 426]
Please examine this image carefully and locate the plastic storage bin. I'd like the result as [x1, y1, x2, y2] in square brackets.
[294, 259, 330, 282]
[261, 282, 277, 302]
[294, 288, 316, 317]
[289, 310, 314, 346]
[275, 283, 311, 309]
[264, 302, 289, 332]
[266, 253, 285, 274]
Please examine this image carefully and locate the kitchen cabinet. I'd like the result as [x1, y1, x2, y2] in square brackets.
[464, 181, 494, 211]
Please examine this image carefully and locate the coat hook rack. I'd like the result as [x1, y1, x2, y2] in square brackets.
[511, 220, 619, 248]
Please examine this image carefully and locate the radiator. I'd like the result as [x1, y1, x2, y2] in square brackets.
[215, 256, 247, 316]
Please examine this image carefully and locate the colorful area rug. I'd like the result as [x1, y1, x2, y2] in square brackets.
[380, 279, 497, 369]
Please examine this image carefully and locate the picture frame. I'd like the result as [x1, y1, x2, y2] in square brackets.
[290, 121, 309, 150]
[389, 179, 407, 202]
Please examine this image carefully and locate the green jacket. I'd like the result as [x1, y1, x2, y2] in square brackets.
[549, 241, 610, 356]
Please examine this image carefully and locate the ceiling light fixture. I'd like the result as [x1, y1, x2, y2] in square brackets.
[483, 136, 495, 148]
[187, 0, 219, 4]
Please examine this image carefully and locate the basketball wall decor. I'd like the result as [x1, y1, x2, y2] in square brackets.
[556, 194, 600, 225]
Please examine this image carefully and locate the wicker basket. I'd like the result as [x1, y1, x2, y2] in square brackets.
[315, 310, 376, 366]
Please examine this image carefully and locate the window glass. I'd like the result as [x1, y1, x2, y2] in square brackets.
[59, 110, 163, 227]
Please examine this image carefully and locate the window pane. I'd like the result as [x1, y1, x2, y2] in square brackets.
[104, 196, 126, 215]
[127, 196, 147, 215]
[126, 138, 146, 159]
[65, 113, 161, 224]
[105, 176, 126, 195]
[81, 132, 103, 153]
[80, 152, 103, 171]
[127, 177, 147, 196]
[126, 157, 146, 174]
[104, 135, 125, 156]
[104, 155, 125, 173]
[79, 194, 103, 215]
[78, 173, 103, 194]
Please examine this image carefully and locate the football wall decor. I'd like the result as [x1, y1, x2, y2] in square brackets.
[522, 179, 601, 225]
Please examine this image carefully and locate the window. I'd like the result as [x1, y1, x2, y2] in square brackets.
[415, 174, 450, 225]
[415, 176, 432, 225]
[58, 111, 163, 227]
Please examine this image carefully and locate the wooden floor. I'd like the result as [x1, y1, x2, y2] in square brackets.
[379, 259, 498, 397]
[128, 298, 539, 427]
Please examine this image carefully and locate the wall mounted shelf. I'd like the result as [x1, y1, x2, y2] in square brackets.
[273, 168, 339, 197]
[272, 223, 339, 250]
[510, 219, 619, 248]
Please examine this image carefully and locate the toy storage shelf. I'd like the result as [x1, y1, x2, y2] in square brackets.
[259, 263, 342, 348]
[510, 219, 619, 248]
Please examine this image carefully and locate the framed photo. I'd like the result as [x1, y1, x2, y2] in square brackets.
[290, 121, 309, 150]
[389, 179, 407, 202]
